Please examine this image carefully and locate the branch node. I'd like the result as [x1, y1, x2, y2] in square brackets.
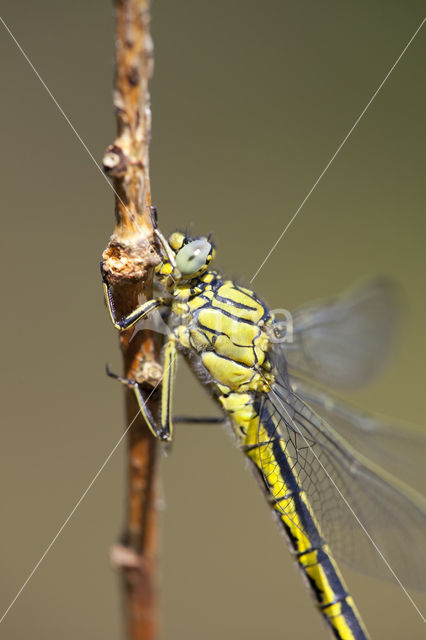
[103, 144, 129, 177]
[102, 237, 160, 284]
[110, 543, 142, 571]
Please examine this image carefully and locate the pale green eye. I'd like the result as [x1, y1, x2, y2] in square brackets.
[176, 239, 211, 276]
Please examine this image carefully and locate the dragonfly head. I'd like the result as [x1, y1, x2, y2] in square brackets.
[155, 229, 216, 285]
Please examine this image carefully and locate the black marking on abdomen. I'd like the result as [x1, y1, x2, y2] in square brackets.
[261, 404, 324, 549]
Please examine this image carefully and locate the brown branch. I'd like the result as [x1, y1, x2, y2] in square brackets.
[102, 2, 161, 639]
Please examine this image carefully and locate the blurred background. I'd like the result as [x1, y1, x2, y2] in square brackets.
[0, 1, 425, 638]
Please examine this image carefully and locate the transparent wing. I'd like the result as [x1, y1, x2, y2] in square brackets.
[283, 278, 400, 389]
[259, 363, 426, 590]
[291, 376, 426, 490]
[291, 377, 426, 494]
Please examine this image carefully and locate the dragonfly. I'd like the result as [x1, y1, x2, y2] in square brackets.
[101, 226, 426, 640]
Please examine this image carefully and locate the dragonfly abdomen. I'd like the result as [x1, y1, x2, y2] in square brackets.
[225, 392, 370, 640]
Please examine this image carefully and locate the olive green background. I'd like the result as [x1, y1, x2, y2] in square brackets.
[0, 1, 425, 639]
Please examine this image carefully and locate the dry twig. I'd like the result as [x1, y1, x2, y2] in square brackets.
[102, 1, 161, 639]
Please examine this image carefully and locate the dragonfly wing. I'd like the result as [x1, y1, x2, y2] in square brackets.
[291, 376, 426, 494]
[260, 374, 426, 590]
[283, 278, 400, 389]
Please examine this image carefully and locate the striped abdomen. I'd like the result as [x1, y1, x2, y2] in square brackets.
[229, 395, 370, 640]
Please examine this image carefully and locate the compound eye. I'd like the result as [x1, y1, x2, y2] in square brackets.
[176, 239, 211, 276]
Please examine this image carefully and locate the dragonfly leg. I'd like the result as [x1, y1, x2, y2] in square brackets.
[106, 365, 167, 441]
[158, 334, 178, 441]
[101, 261, 170, 331]
[173, 416, 226, 424]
